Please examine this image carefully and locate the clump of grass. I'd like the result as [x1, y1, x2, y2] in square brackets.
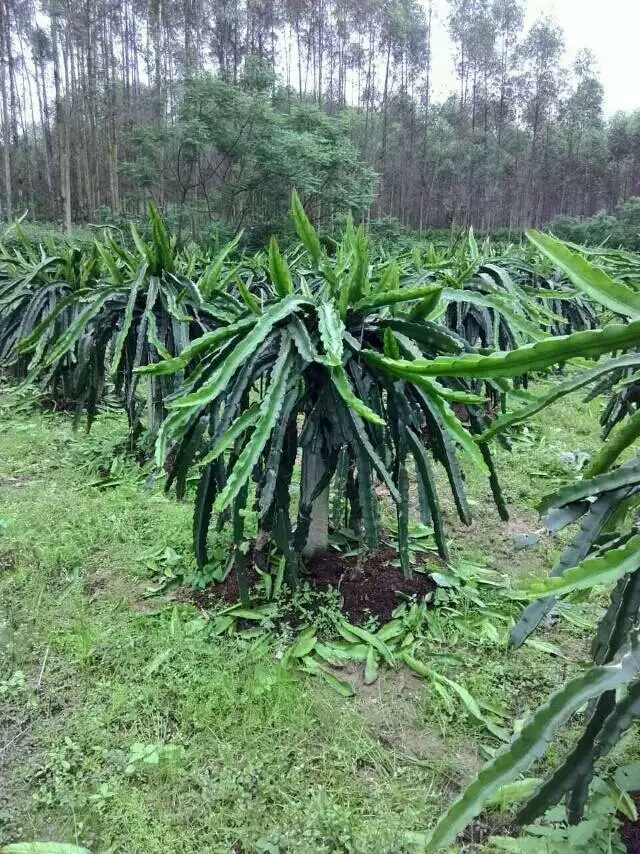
[2, 385, 633, 853]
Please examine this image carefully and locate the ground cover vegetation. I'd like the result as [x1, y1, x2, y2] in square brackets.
[1, 195, 640, 853]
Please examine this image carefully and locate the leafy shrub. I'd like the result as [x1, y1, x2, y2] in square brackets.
[14, 207, 236, 439]
[422, 234, 640, 850]
[146, 192, 509, 594]
[548, 197, 640, 251]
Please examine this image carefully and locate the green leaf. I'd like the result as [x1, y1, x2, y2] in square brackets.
[616, 761, 640, 793]
[317, 301, 344, 366]
[199, 405, 261, 467]
[539, 458, 640, 514]
[566, 679, 640, 822]
[406, 427, 449, 561]
[523, 639, 569, 659]
[585, 409, 640, 478]
[402, 652, 431, 678]
[383, 327, 401, 360]
[437, 417, 472, 525]
[364, 647, 379, 685]
[409, 288, 444, 321]
[383, 318, 463, 355]
[521, 535, 640, 600]
[481, 354, 640, 442]
[527, 230, 640, 318]
[330, 366, 384, 425]
[339, 621, 395, 665]
[136, 316, 256, 375]
[520, 655, 640, 826]
[299, 656, 355, 696]
[214, 338, 294, 513]
[110, 270, 144, 373]
[258, 390, 299, 518]
[376, 619, 405, 643]
[171, 296, 309, 409]
[363, 320, 640, 380]
[198, 230, 243, 297]
[353, 284, 442, 313]
[423, 632, 640, 852]
[468, 226, 479, 259]
[510, 487, 628, 648]
[314, 642, 370, 664]
[148, 204, 174, 272]
[290, 628, 317, 658]
[417, 381, 485, 405]
[432, 672, 484, 722]
[225, 607, 272, 620]
[345, 227, 369, 306]
[315, 669, 356, 697]
[288, 316, 316, 362]
[485, 779, 543, 811]
[42, 292, 111, 367]
[96, 240, 123, 283]
[291, 190, 322, 267]
[441, 288, 547, 341]
[418, 379, 488, 475]
[145, 311, 172, 361]
[398, 463, 411, 578]
[168, 416, 207, 499]
[268, 237, 293, 297]
[1, 846, 92, 854]
[235, 275, 260, 314]
[193, 462, 218, 567]
[130, 222, 153, 266]
[592, 567, 640, 665]
[341, 403, 400, 505]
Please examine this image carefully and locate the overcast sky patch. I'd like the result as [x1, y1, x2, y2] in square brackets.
[428, 0, 638, 116]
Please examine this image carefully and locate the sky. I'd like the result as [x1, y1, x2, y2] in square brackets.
[428, 0, 640, 116]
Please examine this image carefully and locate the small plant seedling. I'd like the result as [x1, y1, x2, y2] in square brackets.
[125, 741, 184, 775]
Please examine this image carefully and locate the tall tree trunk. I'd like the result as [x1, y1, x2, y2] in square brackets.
[0, 51, 11, 221]
[51, 1, 71, 229]
[34, 51, 53, 202]
[0, 0, 11, 220]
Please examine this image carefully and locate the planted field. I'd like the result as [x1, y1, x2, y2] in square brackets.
[1, 206, 640, 853]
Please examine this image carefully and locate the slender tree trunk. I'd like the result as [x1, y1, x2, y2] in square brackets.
[0, 0, 11, 220]
[380, 40, 392, 189]
[0, 52, 11, 221]
[35, 54, 53, 202]
[51, 1, 71, 229]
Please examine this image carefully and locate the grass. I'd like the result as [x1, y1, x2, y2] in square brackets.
[0, 380, 637, 853]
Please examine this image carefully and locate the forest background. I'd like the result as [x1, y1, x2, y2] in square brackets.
[2, 0, 640, 248]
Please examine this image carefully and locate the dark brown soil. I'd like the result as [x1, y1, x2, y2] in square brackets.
[197, 560, 262, 609]
[461, 812, 513, 849]
[306, 546, 436, 624]
[621, 793, 640, 854]
[185, 546, 436, 625]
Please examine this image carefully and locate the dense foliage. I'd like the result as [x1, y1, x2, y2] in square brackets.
[3, 198, 640, 851]
[2, 210, 226, 438]
[424, 237, 640, 850]
[2, 0, 640, 237]
[549, 197, 640, 252]
[146, 195, 512, 593]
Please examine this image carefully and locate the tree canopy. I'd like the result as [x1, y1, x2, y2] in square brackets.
[1, 0, 639, 236]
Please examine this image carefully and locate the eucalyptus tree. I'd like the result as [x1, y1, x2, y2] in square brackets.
[491, 0, 524, 144]
[0, 0, 637, 231]
[516, 16, 564, 223]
